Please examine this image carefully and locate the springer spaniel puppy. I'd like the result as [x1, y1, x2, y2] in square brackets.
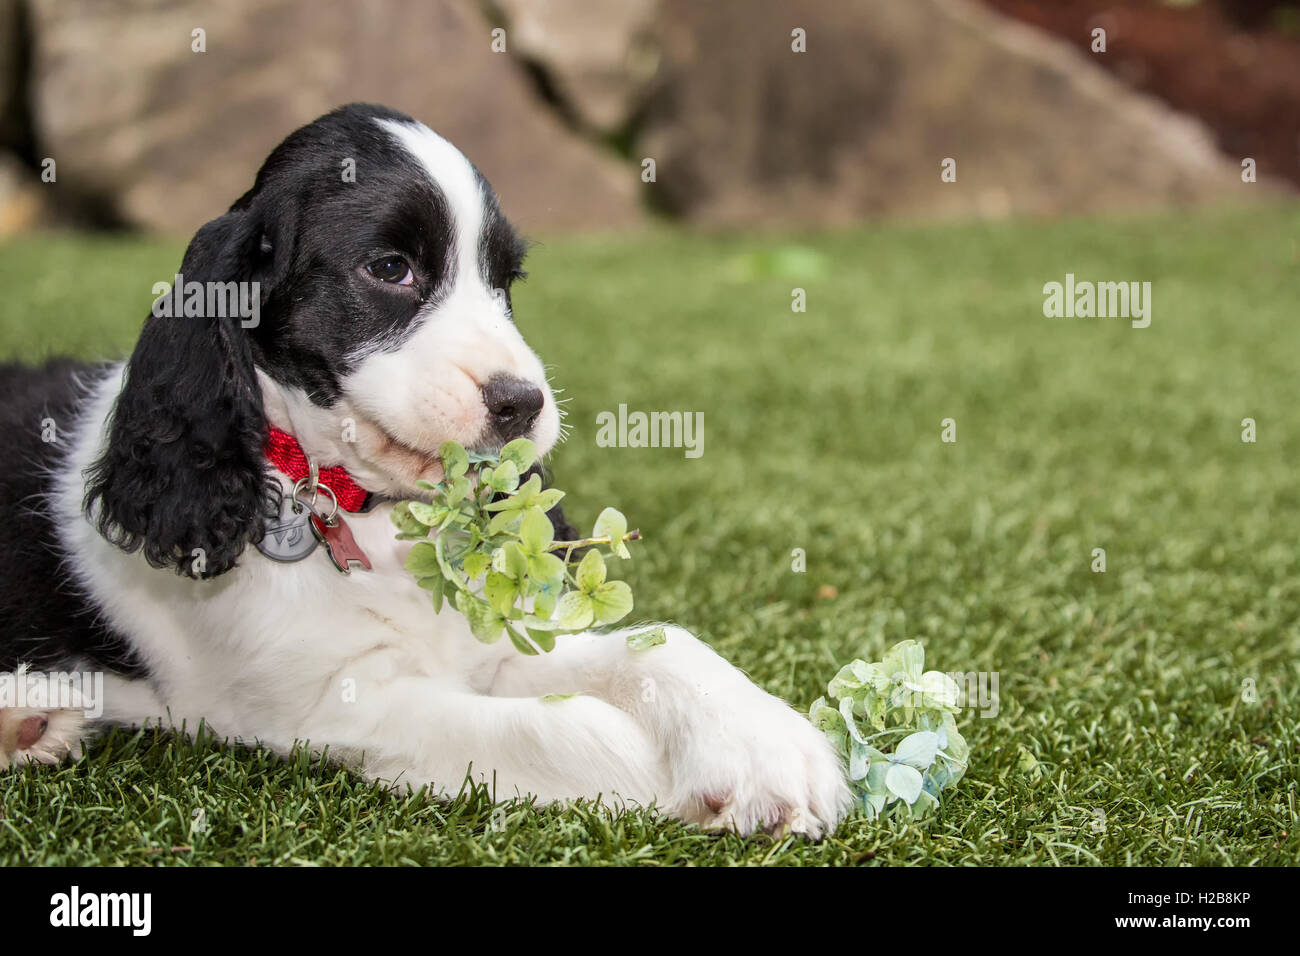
[0, 104, 849, 837]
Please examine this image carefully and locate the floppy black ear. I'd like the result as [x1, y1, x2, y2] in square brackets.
[85, 207, 275, 579]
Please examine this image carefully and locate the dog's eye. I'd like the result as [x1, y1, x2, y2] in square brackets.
[366, 256, 413, 285]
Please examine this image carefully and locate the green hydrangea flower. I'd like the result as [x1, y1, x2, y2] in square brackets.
[395, 439, 643, 656]
[810, 639, 969, 821]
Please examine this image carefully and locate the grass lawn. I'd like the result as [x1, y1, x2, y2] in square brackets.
[1, 205, 1297, 866]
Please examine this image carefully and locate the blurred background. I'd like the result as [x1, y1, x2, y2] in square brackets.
[0, 0, 1296, 238]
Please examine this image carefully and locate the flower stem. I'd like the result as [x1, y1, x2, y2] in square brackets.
[548, 530, 642, 552]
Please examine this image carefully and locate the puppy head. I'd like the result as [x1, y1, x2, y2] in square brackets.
[249, 106, 561, 494]
[87, 104, 560, 576]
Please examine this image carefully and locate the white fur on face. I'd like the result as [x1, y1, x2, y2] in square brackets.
[263, 119, 560, 497]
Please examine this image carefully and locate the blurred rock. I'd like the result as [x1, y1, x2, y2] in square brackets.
[0, 151, 45, 235]
[492, 0, 660, 134]
[27, 0, 644, 234]
[634, 0, 1257, 226]
[0, 0, 21, 150]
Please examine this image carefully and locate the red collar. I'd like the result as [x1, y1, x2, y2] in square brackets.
[264, 426, 370, 512]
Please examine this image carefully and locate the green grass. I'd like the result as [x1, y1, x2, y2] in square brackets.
[2, 205, 1298, 865]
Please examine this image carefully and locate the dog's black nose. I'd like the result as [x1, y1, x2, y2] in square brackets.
[482, 377, 544, 440]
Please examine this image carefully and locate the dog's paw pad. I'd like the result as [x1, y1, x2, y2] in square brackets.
[0, 708, 85, 770]
[701, 790, 732, 814]
[16, 715, 49, 750]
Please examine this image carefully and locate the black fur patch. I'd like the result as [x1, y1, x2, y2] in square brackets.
[0, 360, 145, 676]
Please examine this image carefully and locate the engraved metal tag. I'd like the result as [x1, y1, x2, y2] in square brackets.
[256, 494, 318, 563]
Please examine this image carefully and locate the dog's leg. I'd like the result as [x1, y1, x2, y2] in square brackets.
[294, 675, 670, 810]
[490, 626, 853, 838]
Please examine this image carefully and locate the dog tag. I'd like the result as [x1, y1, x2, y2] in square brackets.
[309, 512, 372, 573]
[256, 494, 318, 563]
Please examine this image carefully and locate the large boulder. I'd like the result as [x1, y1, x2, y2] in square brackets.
[0, 151, 45, 235]
[0, 0, 46, 235]
[0, 0, 23, 151]
[27, 0, 644, 234]
[632, 0, 1260, 225]
[492, 0, 660, 135]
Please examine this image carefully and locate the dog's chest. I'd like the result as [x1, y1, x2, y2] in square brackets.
[260, 500, 449, 635]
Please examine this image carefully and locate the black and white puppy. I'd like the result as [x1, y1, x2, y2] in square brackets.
[0, 104, 849, 836]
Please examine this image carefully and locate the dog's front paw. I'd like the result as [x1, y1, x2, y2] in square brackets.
[0, 708, 85, 770]
[665, 682, 852, 840]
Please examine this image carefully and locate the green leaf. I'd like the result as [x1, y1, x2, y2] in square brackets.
[455, 590, 503, 643]
[533, 588, 557, 619]
[390, 501, 430, 535]
[625, 626, 667, 651]
[575, 549, 606, 592]
[417, 574, 445, 613]
[407, 501, 443, 526]
[859, 791, 886, 821]
[919, 669, 962, 710]
[487, 510, 521, 536]
[840, 697, 864, 742]
[433, 535, 463, 585]
[885, 764, 924, 805]
[437, 505, 463, 531]
[532, 488, 565, 513]
[905, 789, 939, 821]
[945, 723, 970, 773]
[592, 507, 627, 542]
[528, 630, 557, 653]
[892, 731, 939, 770]
[494, 542, 529, 581]
[439, 440, 469, 480]
[527, 554, 564, 598]
[519, 507, 555, 555]
[881, 639, 926, 683]
[445, 475, 471, 505]
[593, 507, 629, 558]
[590, 580, 632, 624]
[488, 459, 520, 493]
[404, 541, 442, 578]
[484, 571, 519, 617]
[517, 473, 542, 497]
[522, 614, 561, 631]
[849, 741, 871, 781]
[828, 659, 887, 701]
[808, 696, 847, 741]
[484, 474, 541, 513]
[865, 760, 889, 799]
[554, 591, 594, 630]
[527, 551, 566, 588]
[499, 438, 537, 473]
[504, 623, 538, 656]
[462, 551, 491, 581]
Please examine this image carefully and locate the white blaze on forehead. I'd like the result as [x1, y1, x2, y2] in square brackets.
[375, 118, 484, 286]
[339, 116, 560, 478]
